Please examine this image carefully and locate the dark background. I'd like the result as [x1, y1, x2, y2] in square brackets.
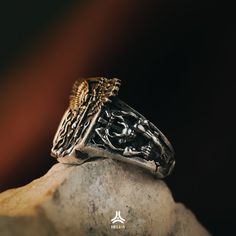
[0, 0, 235, 235]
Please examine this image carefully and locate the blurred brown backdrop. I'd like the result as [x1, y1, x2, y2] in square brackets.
[0, 0, 235, 235]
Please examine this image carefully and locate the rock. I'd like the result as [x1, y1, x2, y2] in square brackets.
[0, 159, 211, 236]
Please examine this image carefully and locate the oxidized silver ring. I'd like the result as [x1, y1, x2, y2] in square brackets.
[51, 77, 175, 178]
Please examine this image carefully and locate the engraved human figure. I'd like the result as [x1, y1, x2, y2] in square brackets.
[96, 110, 165, 160]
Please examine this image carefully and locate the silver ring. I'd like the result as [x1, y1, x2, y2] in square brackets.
[51, 77, 175, 178]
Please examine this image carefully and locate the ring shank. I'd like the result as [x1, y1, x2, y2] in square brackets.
[51, 96, 175, 178]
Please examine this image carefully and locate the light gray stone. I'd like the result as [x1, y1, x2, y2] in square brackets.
[0, 159, 211, 236]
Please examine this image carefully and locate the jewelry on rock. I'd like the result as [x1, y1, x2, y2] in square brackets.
[51, 77, 175, 178]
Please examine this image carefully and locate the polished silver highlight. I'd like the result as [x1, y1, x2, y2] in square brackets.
[51, 77, 175, 178]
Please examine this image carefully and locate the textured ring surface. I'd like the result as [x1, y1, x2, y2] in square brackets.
[51, 77, 175, 178]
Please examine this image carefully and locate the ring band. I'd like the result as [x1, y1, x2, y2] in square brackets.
[51, 77, 175, 178]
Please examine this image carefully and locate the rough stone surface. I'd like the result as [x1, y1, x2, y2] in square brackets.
[0, 159, 211, 236]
